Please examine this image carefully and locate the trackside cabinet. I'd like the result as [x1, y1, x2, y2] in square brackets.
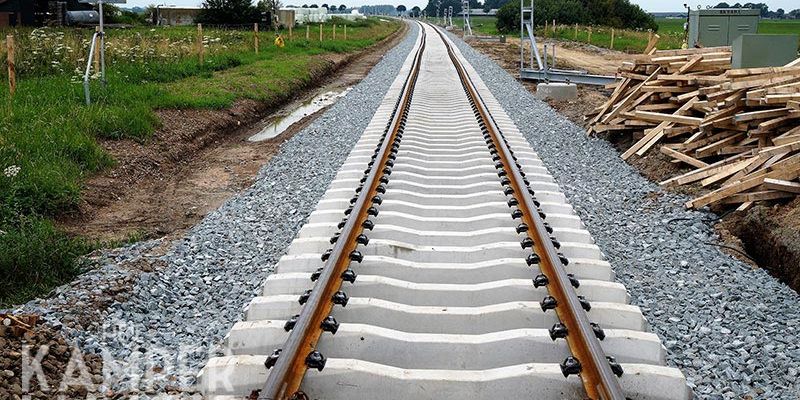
[688, 8, 760, 48]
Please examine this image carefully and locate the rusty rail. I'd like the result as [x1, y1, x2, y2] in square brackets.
[257, 23, 428, 400]
[429, 24, 627, 400]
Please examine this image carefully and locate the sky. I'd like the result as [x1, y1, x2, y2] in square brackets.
[123, 0, 799, 12]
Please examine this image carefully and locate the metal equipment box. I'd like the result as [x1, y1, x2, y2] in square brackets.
[688, 8, 760, 48]
[732, 34, 800, 68]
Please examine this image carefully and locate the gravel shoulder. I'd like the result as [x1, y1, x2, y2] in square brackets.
[12, 22, 420, 398]
[448, 31, 800, 399]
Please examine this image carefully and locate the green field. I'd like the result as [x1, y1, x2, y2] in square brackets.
[452, 16, 800, 52]
[0, 18, 400, 306]
[454, 16, 502, 36]
[655, 17, 800, 36]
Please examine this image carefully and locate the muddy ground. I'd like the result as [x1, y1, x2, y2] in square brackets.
[56, 22, 408, 245]
[464, 34, 800, 292]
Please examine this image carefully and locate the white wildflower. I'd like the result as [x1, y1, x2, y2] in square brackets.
[3, 165, 21, 178]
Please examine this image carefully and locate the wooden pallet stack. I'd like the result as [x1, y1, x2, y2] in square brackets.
[586, 46, 800, 210]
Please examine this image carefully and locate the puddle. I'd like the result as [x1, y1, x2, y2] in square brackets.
[248, 88, 352, 142]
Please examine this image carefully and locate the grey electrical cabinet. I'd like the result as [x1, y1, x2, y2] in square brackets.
[688, 8, 760, 48]
[732, 34, 800, 68]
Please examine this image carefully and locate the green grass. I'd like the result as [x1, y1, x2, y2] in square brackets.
[759, 19, 800, 35]
[454, 16, 502, 36]
[452, 16, 799, 52]
[0, 18, 400, 307]
[654, 17, 800, 36]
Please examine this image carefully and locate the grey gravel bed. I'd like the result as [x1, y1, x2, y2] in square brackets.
[447, 32, 800, 399]
[22, 23, 420, 396]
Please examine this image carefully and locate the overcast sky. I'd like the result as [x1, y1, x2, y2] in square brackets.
[123, 0, 799, 12]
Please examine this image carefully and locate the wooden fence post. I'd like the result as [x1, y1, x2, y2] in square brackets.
[574, 23, 578, 40]
[306, 24, 310, 40]
[289, 24, 293, 40]
[543, 20, 547, 38]
[552, 19, 555, 34]
[648, 29, 653, 43]
[610, 28, 615, 49]
[6, 35, 15, 96]
[344, 24, 347, 40]
[333, 24, 336, 40]
[319, 23, 323, 41]
[197, 23, 204, 64]
[587, 27, 592, 44]
[93, 26, 101, 74]
[254, 23, 259, 53]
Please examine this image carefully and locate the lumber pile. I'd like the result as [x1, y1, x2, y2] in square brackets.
[586, 46, 800, 210]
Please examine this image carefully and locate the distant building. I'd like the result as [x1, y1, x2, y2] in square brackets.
[279, 7, 364, 25]
[0, 0, 92, 27]
[469, 9, 497, 16]
[153, 6, 202, 26]
[0, 0, 36, 26]
[276, 9, 295, 28]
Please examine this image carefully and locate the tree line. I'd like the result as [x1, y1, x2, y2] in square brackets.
[712, 2, 800, 19]
[421, 0, 657, 33]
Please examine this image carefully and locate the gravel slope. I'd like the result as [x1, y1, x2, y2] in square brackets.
[22, 23, 420, 396]
[447, 32, 800, 399]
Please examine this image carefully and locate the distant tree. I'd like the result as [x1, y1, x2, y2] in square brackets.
[411, 5, 421, 17]
[310, 3, 318, 7]
[742, 2, 770, 17]
[321, 3, 328, 9]
[396, 4, 407, 14]
[197, 0, 261, 24]
[776, 8, 785, 18]
[257, 0, 282, 14]
[583, 0, 657, 30]
[494, 0, 655, 33]
[339, 4, 347, 11]
[359, 4, 396, 15]
[482, 0, 510, 12]
[788, 8, 800, 19]
[424, 0, 461, 17]
[494, 0, 518, 33]
[715, 2, 731, 7]
[302, 4, 308, 7]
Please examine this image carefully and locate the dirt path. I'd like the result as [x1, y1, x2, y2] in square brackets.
[56, 23, 408, 244]
[483, 36, 630, 76]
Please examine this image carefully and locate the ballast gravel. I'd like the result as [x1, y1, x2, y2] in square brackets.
[20, 23, 421, 397]
[446, 32, 800, 399]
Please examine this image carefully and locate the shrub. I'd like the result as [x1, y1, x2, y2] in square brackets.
[197, 0, 261, 24]
[495, 1, 519, 34]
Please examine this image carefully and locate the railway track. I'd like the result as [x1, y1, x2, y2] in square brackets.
[198, 22, 691, 400]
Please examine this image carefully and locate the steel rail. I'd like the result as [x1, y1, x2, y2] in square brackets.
[257, 23, 428, 400]
[428, 23, 627, 400]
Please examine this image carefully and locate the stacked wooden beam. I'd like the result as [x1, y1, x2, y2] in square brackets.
[586, 47, 800, 210]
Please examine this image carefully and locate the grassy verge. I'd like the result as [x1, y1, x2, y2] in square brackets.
[0, 18, 400, 306]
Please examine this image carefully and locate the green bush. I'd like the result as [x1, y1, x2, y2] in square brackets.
[495, 1, 520, 34]
[197, 0, 261, 24]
